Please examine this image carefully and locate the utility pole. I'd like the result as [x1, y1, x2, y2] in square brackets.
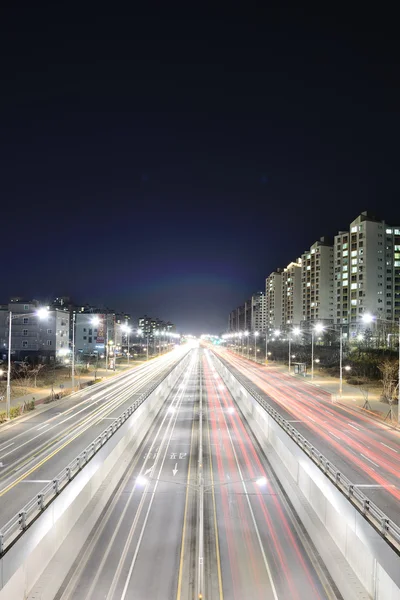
[72, 312, 75, 391]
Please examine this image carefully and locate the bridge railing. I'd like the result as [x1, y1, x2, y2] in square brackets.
[0, 352, 190, 555]
[213, 353, 400, 552]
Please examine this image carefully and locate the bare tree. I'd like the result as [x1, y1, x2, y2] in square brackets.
[30, 364, 46, 387]
[378, 359, 399, 421]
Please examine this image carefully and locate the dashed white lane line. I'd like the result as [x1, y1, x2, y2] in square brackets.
[0, 443, 14, 452]
[360, 453, 379, 467]
[329, 431, 341, 441]
[347, 423, 360, 431]
[37, 423, 50, 431]
[380, 442, 399, 453]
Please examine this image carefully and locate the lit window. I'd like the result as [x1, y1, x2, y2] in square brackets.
[306, 266, 311, 270]
[351, 226, 357, 233]
[342, 273, 348, 279]
[395, 230, 400, 235]
[342, 280, 348, 286]
[343, 265, 348, 272]
[343, 251, 348, 257]
[351, 299, 357, 305]
[351, 267, 357, 273]
[343, 243, 348, 250]
[386, 229, 393, 234]
[351, 283, 357, 289]
[395, 261, 400, 267]
[307, 282, 311, 287]
[351, 258, 357, 265]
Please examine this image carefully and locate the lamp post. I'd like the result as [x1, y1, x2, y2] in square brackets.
[121, 323, 132, 365]
[244, 330, 249, 358]
[311, 323, 324, 380]
[289, 327, 301, 373]
[254, 331, 259, 361]
[6, 307, 49, 419]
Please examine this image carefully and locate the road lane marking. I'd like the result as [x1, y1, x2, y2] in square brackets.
[347, 423, 360, 431]
[360, 453, 379, 467]
[211, 376, 279, 600]
[0, 443, 14, 452]
[0, 370, 161, 486]
[205, 373, 224, 600]
[380, 442, 398, 453]
[308, 416, 316, 422]
[329, 431, 341, 441]
[21, 479, 51, 483]
[37, 423, 50, 430]
[176, 403, 196, 600]
[58, 359, 190, 600]
[354, 484, 396, 488]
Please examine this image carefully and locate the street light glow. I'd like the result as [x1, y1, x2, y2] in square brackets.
[136, 475, 148, 486]
[362, 313, 375, 324]
[314, 323, 324, 333]
[274, 329, 280, 336]
[36, 307, 49, 319]
[292, 327, 301, 335]
[344, 365, 351, 371]
[256, 476, 267, 487]
[91, 316, 100, 326]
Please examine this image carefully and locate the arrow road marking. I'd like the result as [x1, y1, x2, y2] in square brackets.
[144, 465, 154, 476]
[173, 463, 178, 476]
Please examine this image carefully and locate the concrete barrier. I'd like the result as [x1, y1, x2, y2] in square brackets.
[213, 352, 400, 600]
[0, 352, 190, 600]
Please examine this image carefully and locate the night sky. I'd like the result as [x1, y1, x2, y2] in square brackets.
[1, 5, 399, 334]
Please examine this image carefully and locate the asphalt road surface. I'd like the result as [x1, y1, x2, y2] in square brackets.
[0, 348, 187, 529]
[51, 348, 341, 600]
[214, 348, 400, 526]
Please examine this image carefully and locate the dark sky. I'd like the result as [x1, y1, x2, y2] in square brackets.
[1, 4, 399, 334]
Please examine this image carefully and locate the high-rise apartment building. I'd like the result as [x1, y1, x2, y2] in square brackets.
[335, 212, 400, 331]
[301, 237, 334, 326]
[228, 292, 266, 332]
[281, 259, 302, 329]
[265, 269, 283, 331]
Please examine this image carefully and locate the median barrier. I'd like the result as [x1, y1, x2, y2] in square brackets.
[212, 351, 400, 600]
[0, 351, 190, 599]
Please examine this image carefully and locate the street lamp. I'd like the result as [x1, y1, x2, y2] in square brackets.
[288, 327, 301, 373]
[254, 331, 259, 361]
[5, 307, 49, 419]
[121, 323, 132, 365]
[311, 323, 324, 380]
[244, 331, 249, 358]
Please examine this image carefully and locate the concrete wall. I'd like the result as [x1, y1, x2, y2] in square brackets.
[213, 353, 400, 600]
[0, 354, 189, 599]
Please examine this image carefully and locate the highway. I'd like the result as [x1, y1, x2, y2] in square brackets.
[214, 348, 400, 527]
[48, 348, 340, 600]
[0, 348, 187, 529]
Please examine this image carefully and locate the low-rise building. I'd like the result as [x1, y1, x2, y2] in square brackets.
[0, 299, 70, 362]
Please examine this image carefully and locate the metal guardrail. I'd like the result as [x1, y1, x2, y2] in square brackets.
[0, 353, 190, 555]
[213, 353, 400, 552]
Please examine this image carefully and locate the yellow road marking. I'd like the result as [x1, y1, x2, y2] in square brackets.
[205, 381, 224, 599]
[176, 407, 196, 600]
[0, 367, 162, 487]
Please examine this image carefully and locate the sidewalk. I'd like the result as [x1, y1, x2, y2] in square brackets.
[230, 350, 399, 425]
[0, 362, 143, 415]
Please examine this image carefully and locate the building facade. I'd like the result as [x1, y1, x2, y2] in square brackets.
[334, 212, 400, 334]
[265, 269, 283, 331]
[0, 300, 70, 362]
[301, 237, 334, 326]
[75, 312, 116, 356]
[281, 259, 302, 330]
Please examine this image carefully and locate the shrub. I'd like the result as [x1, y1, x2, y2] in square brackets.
[0, 411, 6, 423]
[346, 377, 367, 386]
[10, 405, 22, 419]
[24, 399, 35, 412]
